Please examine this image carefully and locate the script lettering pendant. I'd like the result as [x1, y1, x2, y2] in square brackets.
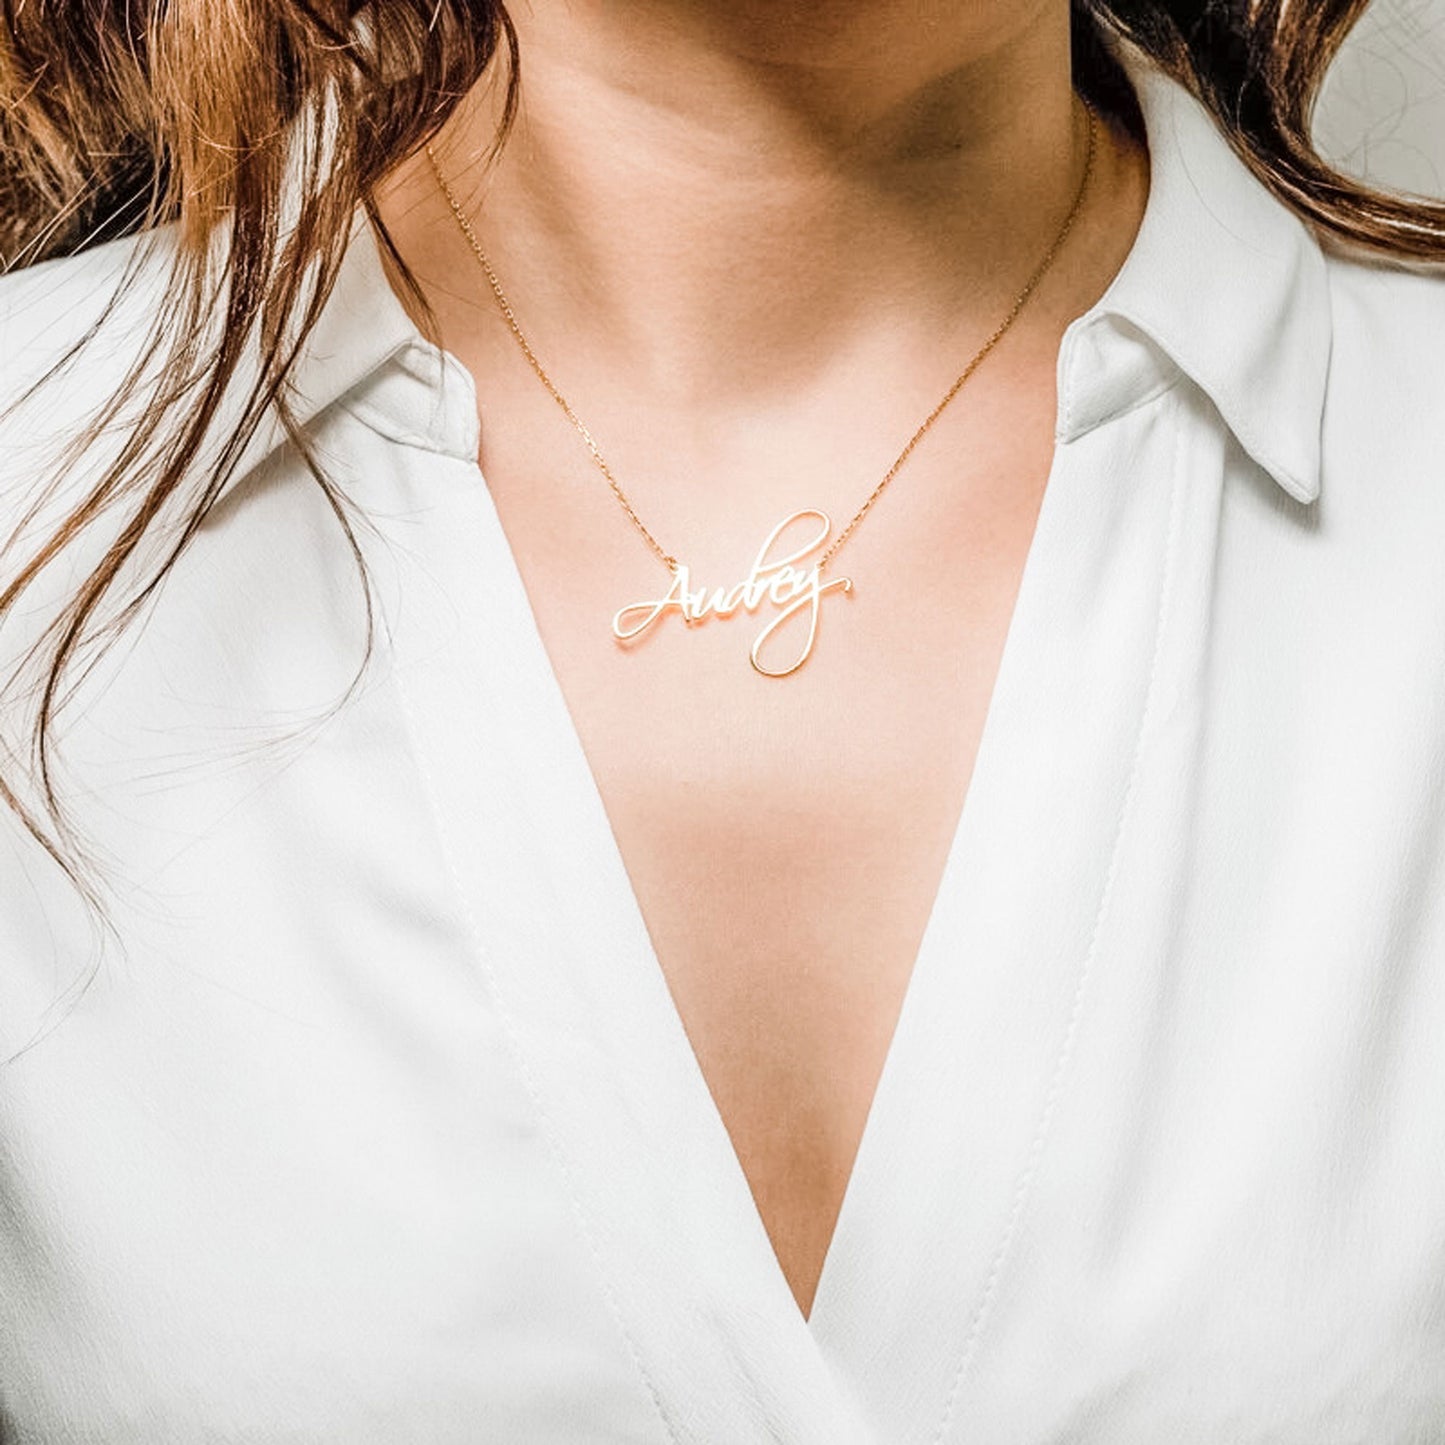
[612, 508, 853, 677]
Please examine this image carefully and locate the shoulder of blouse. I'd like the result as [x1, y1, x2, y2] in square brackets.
[0, 214, 421, 576]
[0, 211, 423, 454]
[1319, 240, 1445, 455]
[0, 229, 182, 623]
[0, 223, 178, 453]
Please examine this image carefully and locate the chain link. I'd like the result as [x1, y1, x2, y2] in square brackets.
[426, 99, 1097, 577]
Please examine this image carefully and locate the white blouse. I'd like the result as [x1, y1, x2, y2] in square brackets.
[2, 41, 1444, 1445]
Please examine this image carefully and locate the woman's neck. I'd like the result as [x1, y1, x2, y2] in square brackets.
[377, 0, 1141, 411]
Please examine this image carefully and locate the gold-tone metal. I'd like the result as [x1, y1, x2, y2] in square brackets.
[426, 99, 1097, 676]
[612, 508, 852, 678]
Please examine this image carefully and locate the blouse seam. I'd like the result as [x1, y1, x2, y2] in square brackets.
[932, 394, 1191, 1443]
[378, 625, 684, 1445]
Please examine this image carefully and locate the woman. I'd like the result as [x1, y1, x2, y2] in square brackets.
[1, 0, 1443, 1438]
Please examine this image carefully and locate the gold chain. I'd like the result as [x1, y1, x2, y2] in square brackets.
[426, 100, 1097, 577]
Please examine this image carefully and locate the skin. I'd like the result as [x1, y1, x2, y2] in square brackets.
[375, 0, 1150, 1321]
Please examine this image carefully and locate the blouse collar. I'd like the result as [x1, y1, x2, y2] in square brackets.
[1055, 41, 1331, 505]
[282, 35, 1333, 507]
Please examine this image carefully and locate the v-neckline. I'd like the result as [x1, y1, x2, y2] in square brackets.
[375, 328, 1187, 1441]
[468, 480, 1000, 1338]
[454, 429, 1063, 1335]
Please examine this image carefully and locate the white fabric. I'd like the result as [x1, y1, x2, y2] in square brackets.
[2, 41, 1445, 1445]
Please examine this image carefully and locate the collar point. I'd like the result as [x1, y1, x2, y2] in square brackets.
[1255, 450, 1322, 507]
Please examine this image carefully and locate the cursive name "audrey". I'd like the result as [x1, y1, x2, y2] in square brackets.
[612, 508, 854, 677]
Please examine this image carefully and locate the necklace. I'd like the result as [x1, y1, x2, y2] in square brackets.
[426, 101, 1097, 678]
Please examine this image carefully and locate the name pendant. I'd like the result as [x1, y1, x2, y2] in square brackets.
[611, 509, 853, 678]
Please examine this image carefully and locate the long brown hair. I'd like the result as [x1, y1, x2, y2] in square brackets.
[1, 0, 1443, 913]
